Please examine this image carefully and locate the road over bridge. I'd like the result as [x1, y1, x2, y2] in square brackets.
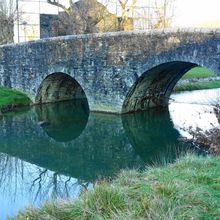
[0, 29, 220, 113]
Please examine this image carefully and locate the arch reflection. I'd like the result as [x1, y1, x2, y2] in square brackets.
[122, 108, 186, 164]
[36, 99, 89, 142]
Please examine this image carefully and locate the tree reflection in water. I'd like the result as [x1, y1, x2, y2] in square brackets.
[0, 153, 91, 204]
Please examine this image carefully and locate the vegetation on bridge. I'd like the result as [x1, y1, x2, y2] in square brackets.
[13, 154, 220, 220]
[0, 87, 31, 113]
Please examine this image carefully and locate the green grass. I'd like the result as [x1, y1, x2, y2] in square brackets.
[174, 80, 220, 92]
[0, 87, 31, 109]
[182, 67, 216, 79]
[174, 67, 219, 92]
[12, 154, 220, 220]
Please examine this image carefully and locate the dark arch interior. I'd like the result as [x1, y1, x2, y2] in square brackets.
[36, 72, 87, 104]
[122, 61, 198, 113]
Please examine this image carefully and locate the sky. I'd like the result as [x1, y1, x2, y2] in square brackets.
[173, 0, 220, 27]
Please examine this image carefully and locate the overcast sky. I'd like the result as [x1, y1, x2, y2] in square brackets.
[173, 0, 220, 27]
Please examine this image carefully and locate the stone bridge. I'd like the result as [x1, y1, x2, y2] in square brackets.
[0, 28, 220, 113]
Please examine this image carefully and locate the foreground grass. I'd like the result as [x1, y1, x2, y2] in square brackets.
[0, 87, 31, 109]
[182, 67, 216, 79]
[13, 154, 220, 220]
[174, 80, 220, 92]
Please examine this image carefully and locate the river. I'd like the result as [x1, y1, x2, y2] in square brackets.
[0, 88, 219, 219]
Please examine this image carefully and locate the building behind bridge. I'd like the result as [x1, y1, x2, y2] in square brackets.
[14, 0, 166, 43]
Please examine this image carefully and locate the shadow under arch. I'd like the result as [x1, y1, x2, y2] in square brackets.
[35, 99, 89, 142]
[122, 61, 198, 113]
[35, 72, 87, 104]
[122, 108, 187, 164]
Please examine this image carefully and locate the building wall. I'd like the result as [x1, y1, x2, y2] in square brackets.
[14, 0, 60, 43]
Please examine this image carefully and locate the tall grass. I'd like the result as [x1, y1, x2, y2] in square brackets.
[12, 154, 220, 220]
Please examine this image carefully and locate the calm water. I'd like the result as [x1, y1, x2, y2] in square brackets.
[0, 89, 219, 219]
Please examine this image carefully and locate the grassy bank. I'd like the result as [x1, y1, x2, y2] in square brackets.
[174, 80, 220, 92]
[0, 87, 31, 112]
[13, 154, 220, 220]
[181, 67, 215, 79]
[174, 67, 219, 92]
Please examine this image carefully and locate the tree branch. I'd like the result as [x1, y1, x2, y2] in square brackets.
[47, 0, 68, 12]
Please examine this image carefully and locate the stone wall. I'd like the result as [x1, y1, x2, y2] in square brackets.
[0, 29, 220, 113]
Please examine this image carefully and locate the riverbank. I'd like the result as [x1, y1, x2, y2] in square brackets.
[0, 87, 31, 113]
[185, 104, 220, 155]
[174, 67, 220, 92]
[174, 78, 220, 92]
[12, 154, 220, 220]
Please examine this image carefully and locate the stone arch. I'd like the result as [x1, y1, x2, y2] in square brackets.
[122, 61, 199, 113]
[35, 72, 88, 104]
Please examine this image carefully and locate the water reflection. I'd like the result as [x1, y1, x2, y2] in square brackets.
[36, 99, 89, 142]
[0, 93, 212, 219]
[122, 108, 186, 164]
[0, 153, 91, 219]
[0, 107, 143, 182]
[0, 103, 189, 185]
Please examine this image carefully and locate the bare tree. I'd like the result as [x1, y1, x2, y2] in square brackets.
[46, 0, 175, 36]
[117, 0, 137, 30]
[153, 0, 175, 28]
[0, 0, 17, 44]
[47, 0, 119, 35]
[47, 0, 70, 12]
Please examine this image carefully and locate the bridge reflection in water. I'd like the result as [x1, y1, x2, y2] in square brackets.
[0, 100, 191, 218]
[36, 99, 89, 142]
[122, 108, 184, 164]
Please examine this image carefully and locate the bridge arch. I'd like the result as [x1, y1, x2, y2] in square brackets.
[35, 72, 88, 105]
[122, 61, 199, 113]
